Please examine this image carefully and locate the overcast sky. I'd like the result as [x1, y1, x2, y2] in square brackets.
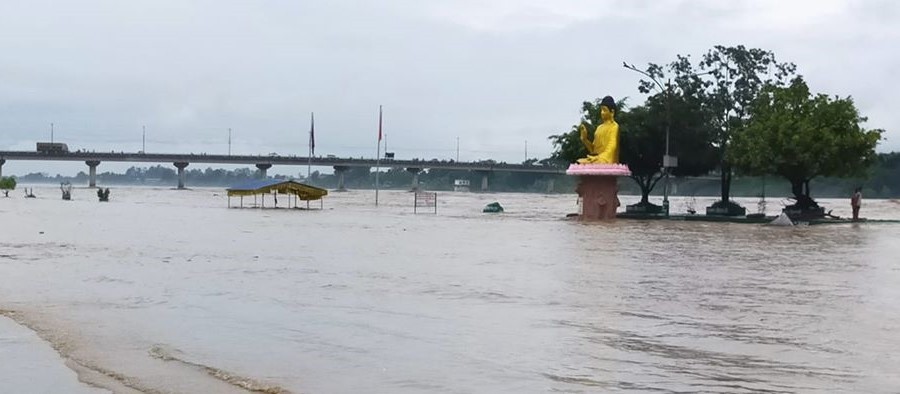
[1, 0, 897, 176]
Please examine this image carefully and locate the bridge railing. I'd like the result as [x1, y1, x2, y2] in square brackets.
[0, 151, 569, 173]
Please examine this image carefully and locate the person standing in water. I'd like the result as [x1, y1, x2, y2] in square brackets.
[851, 187, 862, 221]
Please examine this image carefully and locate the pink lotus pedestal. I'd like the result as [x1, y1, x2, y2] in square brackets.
[566, 164, 632, 221]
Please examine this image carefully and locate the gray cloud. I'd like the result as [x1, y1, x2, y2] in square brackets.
[1, 0, 897, 176]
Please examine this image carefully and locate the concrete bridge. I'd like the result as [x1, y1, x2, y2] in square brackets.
[0, 151, 566, 191]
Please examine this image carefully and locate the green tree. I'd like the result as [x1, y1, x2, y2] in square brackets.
[622, 56, 719, 207]
[731, 77, 883, 214]
[0, 176, 16, 197]
[633, 46, 796, 213]
[698, 46, 796, 211]
[620, 99, 716, 206]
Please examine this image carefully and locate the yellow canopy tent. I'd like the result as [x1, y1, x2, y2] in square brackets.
[226, 179, 328, 209]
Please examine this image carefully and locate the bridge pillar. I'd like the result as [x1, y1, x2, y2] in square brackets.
[256, 163, 272, 179]
[406, 168, 421, 191]
[479, 171, 490, 192]
[86, 160, 100, 187]
[333, 166, 349, 191]
[0, 159, 5, 178]
[174, 162, 189, 189]
[546, 177, 556, 193]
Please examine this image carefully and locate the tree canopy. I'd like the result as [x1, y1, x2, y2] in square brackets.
[0, 176, 16, 196]
[731, 77, 883, 210]
[548, 98, 607, 164]
[620, 95, 716, 205]
[633, 46, 797, 210]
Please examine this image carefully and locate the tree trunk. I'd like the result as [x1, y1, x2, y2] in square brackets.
[789, 178, 817, 210]
[632, 176, 651, 204]
[790, 179, 804, 201]
[720, 164, 732, 204]
[640, 182, 651, 204]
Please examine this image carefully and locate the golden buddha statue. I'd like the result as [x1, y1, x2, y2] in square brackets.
[577, 96, 620, 164]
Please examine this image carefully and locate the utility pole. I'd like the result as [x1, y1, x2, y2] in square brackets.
[375, 105, 383, 206]
[142, 125, 146, 153]
[525, 139, 528, 161]
[456, 136, 460, 162]
[308, 112, 314, 181]
[50, 122, 54, 144]
[228, 128, 232, 155]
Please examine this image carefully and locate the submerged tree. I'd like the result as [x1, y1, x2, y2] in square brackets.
[731, 77, 883, 216]
[698, 45, 797, 212]
[622, 57, 718, 208]
[0, 176, 16, 197]
[621, 100, 716, 207]
[631, 46, 797, 214]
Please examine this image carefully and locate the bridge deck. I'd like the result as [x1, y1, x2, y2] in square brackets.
[0, 151, 566, 174]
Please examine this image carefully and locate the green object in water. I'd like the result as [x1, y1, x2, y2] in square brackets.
[483, 202, 504, 213]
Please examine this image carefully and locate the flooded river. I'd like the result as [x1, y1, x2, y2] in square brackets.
[2, 186, 900, 393]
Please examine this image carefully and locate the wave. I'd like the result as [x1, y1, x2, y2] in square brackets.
[0, 308, 292, 394]
[148, 344, 290, 394]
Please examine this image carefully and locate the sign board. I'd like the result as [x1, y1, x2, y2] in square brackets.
[414, 192, 437, 214]
[663, 155, 678, 168]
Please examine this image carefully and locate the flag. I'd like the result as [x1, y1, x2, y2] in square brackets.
[309, 112, 315, 156]
[378, 105, 383, 141]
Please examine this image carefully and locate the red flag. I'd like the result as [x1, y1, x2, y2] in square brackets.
[309, 112, 315, 155]
[378, 105, 383, 141]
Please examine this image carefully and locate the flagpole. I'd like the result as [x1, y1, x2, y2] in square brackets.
[375, 105, 382, 206]
[308, 112, 314, 209]
[308, 112, 314, 180]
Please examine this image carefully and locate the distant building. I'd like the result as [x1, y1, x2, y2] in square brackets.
[453, 179, 470, 192]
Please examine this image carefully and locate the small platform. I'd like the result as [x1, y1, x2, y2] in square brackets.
[566, 163, 632, 176]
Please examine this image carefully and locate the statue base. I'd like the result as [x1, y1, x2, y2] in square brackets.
[567, 164, 631, 221]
